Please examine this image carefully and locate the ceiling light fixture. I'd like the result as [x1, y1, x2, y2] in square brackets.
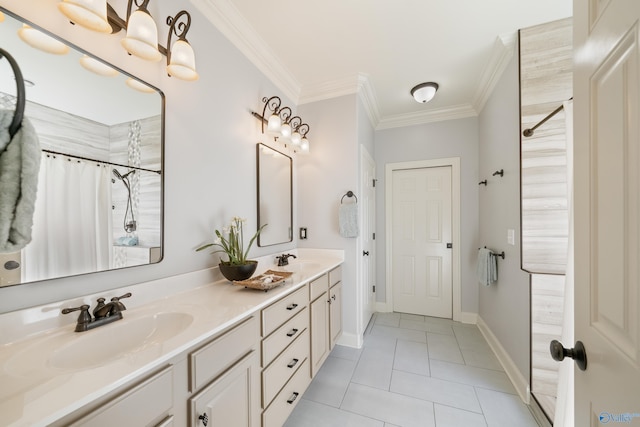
[57, 0, 198, 80]
[410, 82, 439, 103]
[17, 24, 70, 55]
[252, 96, 312, 153]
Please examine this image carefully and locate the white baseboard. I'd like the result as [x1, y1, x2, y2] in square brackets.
[458, 312, 478, 324]
[336, 331, 362, 349]
[476, 316, 531, 404]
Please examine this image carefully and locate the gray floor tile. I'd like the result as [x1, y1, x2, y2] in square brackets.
[351, 344, 395, 390]
[427, 332, 464, 363]
[303, 355, 357, 407]
[400, 313, 426, 322]
[330, 344, 363, 362]
[430, 360, 517, 394]
[375, 312, 401, 327]
[393, 339, 431, 376]
[453, 325, 492, 350]
[371, 324, 427, 343]
[342, 383, 436, 427]
[476, 388, 538, 427]
[434, 403, 488, 427]
[461, 347, 503, 371]
[284, 398, 385, 427]
[400, 318, 455, 336]
[390, 370, 482, 413]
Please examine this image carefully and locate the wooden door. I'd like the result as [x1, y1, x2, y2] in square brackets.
[360, 147, 376, 333]
[573, 0, 640, 424]
[391, 167, 452, 318]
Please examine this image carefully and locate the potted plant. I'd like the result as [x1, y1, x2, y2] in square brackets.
[197, 216, 266, 281]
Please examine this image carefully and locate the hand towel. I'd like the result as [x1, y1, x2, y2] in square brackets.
[0, 109, 41, 253]
[477, 248, 498, 286]
[339, 203, 359, 238]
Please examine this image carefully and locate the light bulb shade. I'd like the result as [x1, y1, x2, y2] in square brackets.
[291, 132, 302, 146]
[280, 123, 292, 138]
[58, 0, 111, 33]
[18, 24, 70, 55]
[126, 78, 156, 93]
[410, 82, 439, 103]
[267, 114, 281, 134]
[167, 39, 199, 81]
[0, 11, 5, 22]
[300, 137, 310, 152]
[79, 54, 118, 76]
[121, 10, 161, 62]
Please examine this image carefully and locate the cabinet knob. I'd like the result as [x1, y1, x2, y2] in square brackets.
[198, 413, 209, 426]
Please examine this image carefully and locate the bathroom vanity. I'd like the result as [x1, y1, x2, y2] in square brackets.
[0, 249, 344, 427]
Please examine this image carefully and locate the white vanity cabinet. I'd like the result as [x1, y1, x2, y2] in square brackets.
[309, 265, 343, 376]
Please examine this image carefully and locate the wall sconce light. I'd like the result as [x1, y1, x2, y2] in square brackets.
[252, 96, 311, 153]
[410, 82, 439, 103]
[17, 24, 70, 55]
[57, 0, 198, 81]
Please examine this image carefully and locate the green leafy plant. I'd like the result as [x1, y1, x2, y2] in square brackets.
[197, 217, 266, 265]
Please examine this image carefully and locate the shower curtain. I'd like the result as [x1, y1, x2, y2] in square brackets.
[23, 154, 112, 282]
[554, 100, 574, 427]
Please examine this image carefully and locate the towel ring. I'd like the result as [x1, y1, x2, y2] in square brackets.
[341, 190, 358, 203]
[0, 48, 26, 140]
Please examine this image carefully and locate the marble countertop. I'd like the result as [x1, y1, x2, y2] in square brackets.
[0, 249, 343, 427]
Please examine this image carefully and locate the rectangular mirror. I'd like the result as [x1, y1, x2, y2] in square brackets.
[0, 8, 163, 287]
[257, 143, 292, 246]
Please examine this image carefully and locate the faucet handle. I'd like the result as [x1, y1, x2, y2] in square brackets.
[111, 292, 132, 311]
[62, 304, 91, 328]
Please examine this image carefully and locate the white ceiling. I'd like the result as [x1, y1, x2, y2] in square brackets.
[193, 0, 572, 129]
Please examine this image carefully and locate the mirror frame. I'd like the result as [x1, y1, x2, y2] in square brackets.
[256, 143, 293, 247]
[0, 7, 165, 287]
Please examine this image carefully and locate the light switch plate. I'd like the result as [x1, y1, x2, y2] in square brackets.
[507, 229, 515, 245]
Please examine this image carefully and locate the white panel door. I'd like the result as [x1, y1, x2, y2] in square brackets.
[391, 167, 452, 318]
[360, 147, 376, 331]
[573, 0, 640, 424]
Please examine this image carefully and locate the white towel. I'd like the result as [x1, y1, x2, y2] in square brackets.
[0, 109, 41, 253]
[339, 203, 359, 238]
[477, 248, 498, 286]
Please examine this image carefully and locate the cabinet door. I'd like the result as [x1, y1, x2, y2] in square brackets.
[309, 293, 330, 377]
[329, 282, 342, 349]
[190, 351, 260, 427]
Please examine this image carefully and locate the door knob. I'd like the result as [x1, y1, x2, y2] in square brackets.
[363, 251, 369, 256]
[550, 340, 587, 371]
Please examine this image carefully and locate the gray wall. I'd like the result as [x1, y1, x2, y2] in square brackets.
[374, 117, 480, 314]
[477, 44, 531, 378]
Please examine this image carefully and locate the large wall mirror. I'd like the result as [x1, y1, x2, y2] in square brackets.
[257, 143, 292, 246]
[0, 8, 163, 287]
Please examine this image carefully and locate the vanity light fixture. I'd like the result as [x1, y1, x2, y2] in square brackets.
[17, 24, 70, 55]
[125, 77, 155, 93]
[0, 11, 5, 22]
[252, 96, 311, 153]
[79, 54, 118, 76]
[410, 82, 439, 103]
[57, 0, 198, 81]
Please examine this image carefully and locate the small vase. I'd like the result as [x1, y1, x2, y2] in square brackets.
[218, 260, 258, 281]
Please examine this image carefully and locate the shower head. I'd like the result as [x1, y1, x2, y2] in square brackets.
[112, 169, 135, 180]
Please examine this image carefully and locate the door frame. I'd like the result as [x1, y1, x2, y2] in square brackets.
[358, 145, 376, 337]
[384, 157, 462, 321]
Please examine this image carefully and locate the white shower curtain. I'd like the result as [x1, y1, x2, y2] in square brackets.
[554, 100, 574, 427]
[23, 154, 112, 282]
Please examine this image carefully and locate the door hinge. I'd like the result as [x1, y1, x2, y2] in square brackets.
[372, 179, 377, 188]
[373, 232, 376, 240]
[447, 243, 453, 249]
[373, 285, 376, 292]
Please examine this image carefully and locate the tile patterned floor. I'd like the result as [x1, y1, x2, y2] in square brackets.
[284, 312, 539, 427]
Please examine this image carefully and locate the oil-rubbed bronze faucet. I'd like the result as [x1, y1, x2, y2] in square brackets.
[275, 253, 297, 266]
[62, 293, 132, 332]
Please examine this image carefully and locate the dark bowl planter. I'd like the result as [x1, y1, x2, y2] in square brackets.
[218, 260, 258, 281]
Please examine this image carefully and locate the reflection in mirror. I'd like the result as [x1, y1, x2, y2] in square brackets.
[0, 9, 163, 287]
[257, 143, 292, 247]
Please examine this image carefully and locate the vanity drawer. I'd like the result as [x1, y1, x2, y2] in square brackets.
[262, 329, 309, 407]
[262, 358, 311, 427]
[329, 265, 342, 286]
[190, 316, 259, 391]
[262, 285, 307, 337]
[262, 306, 308, 367]
[68, 365, 173, 426]
[308, 273, 329, 301]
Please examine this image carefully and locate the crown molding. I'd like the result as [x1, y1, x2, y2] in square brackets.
[375, 104, 478, 130]
[190, 0, 301, 102]
[471, 32, 517, 113]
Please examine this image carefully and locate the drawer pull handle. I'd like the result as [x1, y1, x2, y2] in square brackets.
[286, 303, 299, 311]
[287, 392, 299, 404]
[286, 328, 299, 337]
[332, 295, 336, 301]
[198, 413, 209, 426]
[287, 358, 299, 368]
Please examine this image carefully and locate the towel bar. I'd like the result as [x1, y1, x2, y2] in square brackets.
[479, 247, 505, 260]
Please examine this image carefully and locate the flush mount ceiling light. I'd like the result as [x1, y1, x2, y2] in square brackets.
[252, 96, 312, 154]
[57, 0, 198, 81]
[17, 24, 70, 55]
[410, 82, 439, 103]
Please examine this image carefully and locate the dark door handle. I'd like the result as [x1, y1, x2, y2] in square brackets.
[363, 251, 369, 256]
[550, 340, 587, 371]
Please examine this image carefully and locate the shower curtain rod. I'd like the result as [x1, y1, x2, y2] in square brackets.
[522, 97, 573, 137]
[41, 149, 161, 175]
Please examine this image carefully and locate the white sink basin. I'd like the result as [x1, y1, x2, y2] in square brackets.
[5, 312, 194, 375]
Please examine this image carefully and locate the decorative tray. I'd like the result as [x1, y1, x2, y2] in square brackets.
[233, 270, 293, 291]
